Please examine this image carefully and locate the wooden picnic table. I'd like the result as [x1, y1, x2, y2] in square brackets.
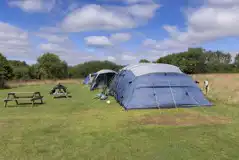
[52, 89, 71, 99]
[3, 92, 44, 107]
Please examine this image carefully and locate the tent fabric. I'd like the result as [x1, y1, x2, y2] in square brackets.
[83, 75, 90, 85]
[96, 69, 117, 74]
[109, 63, 212, 110]
[83, 73, 97, 85]
[128, 63, 183, 76]
[90, 69, 117, 90]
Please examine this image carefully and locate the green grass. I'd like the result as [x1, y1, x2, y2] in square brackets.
[0, 83, 239, 160]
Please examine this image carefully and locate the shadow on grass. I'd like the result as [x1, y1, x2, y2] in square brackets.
[4, 102, 46, 108]
[53, 95, 72, 99]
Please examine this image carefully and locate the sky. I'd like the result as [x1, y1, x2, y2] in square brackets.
[0, 0, 239, 65]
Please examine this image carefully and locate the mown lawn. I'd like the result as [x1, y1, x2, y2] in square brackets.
[0, 82, 239, 160]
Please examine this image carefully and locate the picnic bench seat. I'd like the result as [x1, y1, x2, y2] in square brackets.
[3, 92, 44, 107]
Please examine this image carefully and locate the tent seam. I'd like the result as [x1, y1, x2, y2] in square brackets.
[168, 80, 177, 108]
[152, 82, 161, 109]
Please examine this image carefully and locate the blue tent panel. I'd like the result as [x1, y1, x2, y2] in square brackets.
[83, 76, 90, 85]
[83, 73, 97, 85]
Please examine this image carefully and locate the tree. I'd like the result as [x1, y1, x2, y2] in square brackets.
[13, 67, 30, 80]
[234, 54, 239, 66]
[0, 53, 14, 80]
[9, 60, 30, 80]
[69, 60, 122, 78]
[37, 53, 69, 79]
[139, 59, 150, 63]
[29, 64, 40, 79]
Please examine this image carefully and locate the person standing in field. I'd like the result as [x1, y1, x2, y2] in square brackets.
[204, 79, 209, 94]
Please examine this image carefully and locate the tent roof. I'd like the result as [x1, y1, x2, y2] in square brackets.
[97, 69, 117, 74]
[122, 63, 183, 76]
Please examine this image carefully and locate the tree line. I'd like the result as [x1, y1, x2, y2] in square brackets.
[154, 48, 239, 74]
[1, 47, 239, 84]
[141, 48, 239, 74]
[0, 53, 123, 83]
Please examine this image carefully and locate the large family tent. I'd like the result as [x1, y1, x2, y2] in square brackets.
[90, 69, 117, 90]
[83, 73, 97, 85]
[109, 63, 212, 110]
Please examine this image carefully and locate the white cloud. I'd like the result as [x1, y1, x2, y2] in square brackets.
[61, 3, 159, 32]
[127, 3, 159, 19]
[84, 32, 131, 47]
[105, 0, 154, 4]
[121, 54, 136, 61]
[8, 0, 56, 12]
[36, 33, 70, 43]
[39, 43, 68, 53]
[207, 0, 239, 6]
[143, 0, 239, 53]
[0, 21, 34, 59]
[110, 33, 131, 43]
[143, 38, 157, 47]
[84, 36, 112, 47]
[61, 4, 135, 32]
[124, 0, 153, 4]
[107, 56, 116, 62]
[38, 42, 98, 65]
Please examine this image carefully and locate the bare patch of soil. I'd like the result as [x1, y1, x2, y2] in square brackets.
[139, 112, 231, 126]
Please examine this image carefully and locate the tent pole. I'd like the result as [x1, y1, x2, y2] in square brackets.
[152, 82, 161, 110]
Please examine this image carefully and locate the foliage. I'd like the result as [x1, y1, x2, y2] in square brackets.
[1, 48, 239, 81]
[0, 53, 14, 80]
[9, 60, 31, 80]
[156, 48, 238, 74]
[29, 64, 40, 79]
[69, 60, 122, 78]
[139, 59, 150, 63]
[37, 53, 69, 79]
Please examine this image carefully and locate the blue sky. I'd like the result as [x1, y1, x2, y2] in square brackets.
[0, 0, 238, 65]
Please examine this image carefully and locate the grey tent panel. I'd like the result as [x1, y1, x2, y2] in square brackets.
[90, 69, 117, 90]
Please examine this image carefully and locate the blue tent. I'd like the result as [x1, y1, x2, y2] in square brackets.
[109, 63, 212, 110]
[83, 73, 96, 85]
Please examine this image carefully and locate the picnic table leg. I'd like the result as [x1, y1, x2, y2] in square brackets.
[4, 101, 7, 107]
[40, 98, 43, 104]
[4, 94, 10, 108]
[32, 100, 35, 107]
[13, 94, 19, 106]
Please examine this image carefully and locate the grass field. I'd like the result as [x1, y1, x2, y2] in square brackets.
[0, 75, 239, 160]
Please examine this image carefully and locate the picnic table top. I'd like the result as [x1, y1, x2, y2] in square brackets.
[8, 92, 40, 94]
